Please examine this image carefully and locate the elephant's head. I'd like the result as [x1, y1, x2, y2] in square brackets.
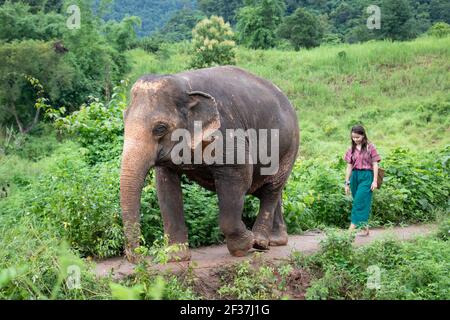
[120, 75, 220, 262]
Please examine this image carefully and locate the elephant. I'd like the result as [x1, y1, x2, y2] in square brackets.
[120, 66, 299, 263]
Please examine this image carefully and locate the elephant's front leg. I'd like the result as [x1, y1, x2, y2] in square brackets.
[155, 167, 191, 261]
[215, 174, 254, 257]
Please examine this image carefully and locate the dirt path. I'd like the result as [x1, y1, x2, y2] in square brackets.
[94, 224, 437, 280]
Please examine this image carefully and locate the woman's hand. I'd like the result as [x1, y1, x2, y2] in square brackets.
[345, 185, 350, 195]
[370, 181, 377, 191]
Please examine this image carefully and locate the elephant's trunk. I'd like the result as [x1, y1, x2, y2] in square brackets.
[120, 137, 156, 259]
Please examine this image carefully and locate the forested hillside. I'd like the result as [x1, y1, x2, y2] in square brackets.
[102, 0, 450, 42]
[100, 0, 197, 37]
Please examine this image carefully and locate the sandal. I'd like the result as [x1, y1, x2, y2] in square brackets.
[357, 228, 370, 237]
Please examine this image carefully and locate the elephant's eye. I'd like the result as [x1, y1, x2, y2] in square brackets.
[152, 123, 168, 136]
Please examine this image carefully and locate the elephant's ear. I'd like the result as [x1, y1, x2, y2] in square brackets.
[186, 91, 221, 150]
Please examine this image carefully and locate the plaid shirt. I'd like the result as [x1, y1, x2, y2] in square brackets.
[344, 143, 381, 170]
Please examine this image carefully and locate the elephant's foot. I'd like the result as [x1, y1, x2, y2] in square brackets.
[167, 246, 192, 262]
[269, 228, 288, 246]
[226, 230, 255, 257]
[252, 225, 270, 251]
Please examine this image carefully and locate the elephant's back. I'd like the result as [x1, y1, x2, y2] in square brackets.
[176, 66, 298, 131]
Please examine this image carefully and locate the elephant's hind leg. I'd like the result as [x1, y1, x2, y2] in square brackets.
[269, 198, 288, 246]
[252, 190, 281, 250]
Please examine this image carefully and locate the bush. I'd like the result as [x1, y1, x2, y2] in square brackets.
[301, 231, 450, 300]
[0, 211, 112, 299]
[235, 0, 286, 49]
[436, 215, 450, 241]
[277, 8, 324, 50]
[29, 147, 124, 258]
[7, 124, 58, 161]
[53, 80, 128, 164]
[315, 229, 355, 269]
[190, 16, 236, 69]
[217, 258, 288, 299]
[371, 147, 449, 225]
[428, 22, 450, 38]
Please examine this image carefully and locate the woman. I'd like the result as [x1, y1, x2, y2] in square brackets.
[343, 125, 381, 236]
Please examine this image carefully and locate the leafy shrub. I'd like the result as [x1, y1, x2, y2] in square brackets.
[190, 16, 236, 68]
[436, 215, 450, 241]
[372, 147, 449, 224]
[53, 80, 128, 164]
[283, 158, 352, 232]
[9, 124, 58, 161]
[302, 231, 450, 300]
[218, 259, 278, 299]
[29, 147, 124, 258]
[428, 22, 450, 38]
[120, 263, 199, 300]
[315, 229, 355, 269]
[366, 238, 450, 299]
[0, 213, 111, 299]
[305, 266, 361, 300]
[182, 182, 222, 247]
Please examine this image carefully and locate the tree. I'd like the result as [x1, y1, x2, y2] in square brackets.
[379, 0, 416, 41]
[0, 40, 73, 133]
[198, 0, 243, 25]
[158, 8, 206, 42]
[190, 16, 236, 69]
[0, 0, 64, 13]
[0, 2, 65, 42]
[277, 8, 324, 50]
[0, 0, 131, 130]
[429, 0, 450, 24]
[329, 2, 361, 37]
[100, 0, 197, 37]
[236, 0, 286, 49]
[103, 16, 141, 52]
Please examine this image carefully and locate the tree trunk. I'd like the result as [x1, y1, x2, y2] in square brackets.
[10, 103, 41, 134]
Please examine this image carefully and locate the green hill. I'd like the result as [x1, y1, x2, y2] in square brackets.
[101, 0, 197, 37]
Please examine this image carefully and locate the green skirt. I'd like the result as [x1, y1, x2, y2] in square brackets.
[350, 169, 374, 227]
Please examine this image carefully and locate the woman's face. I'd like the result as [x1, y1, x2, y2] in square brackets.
[352, 132, 364, 145]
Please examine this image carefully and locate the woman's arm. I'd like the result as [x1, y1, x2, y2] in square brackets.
[345, 163, 352, 184]
[371, 161, 378, 191]
[344, 163, 352, 194]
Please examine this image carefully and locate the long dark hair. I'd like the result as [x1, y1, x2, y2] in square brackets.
[350, 125, 369, 163]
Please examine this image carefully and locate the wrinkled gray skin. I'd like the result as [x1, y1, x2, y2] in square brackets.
[120, 66, 299, 263]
